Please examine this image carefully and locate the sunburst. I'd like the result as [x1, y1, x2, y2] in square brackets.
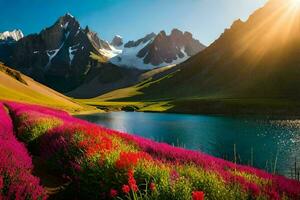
[289, 0, 300, 8]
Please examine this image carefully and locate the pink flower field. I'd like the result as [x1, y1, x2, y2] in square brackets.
[0, 103, 46, 200]
[1, 101, 300, 200]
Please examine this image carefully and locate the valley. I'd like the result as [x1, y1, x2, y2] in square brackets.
[1, 0, 300, 199]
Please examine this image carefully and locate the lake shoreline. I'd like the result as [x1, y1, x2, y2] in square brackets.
[82, 99, 300, 118]
[76, 110, 300, 178]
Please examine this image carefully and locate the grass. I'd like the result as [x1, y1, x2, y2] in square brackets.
[76, 69, 300, 115]
[80, 92, 300, 115]
[0, 63, 98, 114]
[77, 100, 173, 112]
[76, 60, 300, 115]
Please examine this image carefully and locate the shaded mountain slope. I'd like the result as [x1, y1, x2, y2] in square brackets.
[68, 63, 180, 99]
[106, 0, 300, 101]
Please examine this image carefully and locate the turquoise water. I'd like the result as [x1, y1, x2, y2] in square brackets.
[76, 112, 300, 177]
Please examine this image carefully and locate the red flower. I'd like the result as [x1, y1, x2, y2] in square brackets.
[115, 152, 151, 169]
[127, 169, 138, 192]
[150, 182, 156, 191]
[122, 185, 130, 194]
[192, 191, 205, 200]
[110, 189, 118, 198]
[128, 170, 136, 186]
[79, 135, 113, 157]
[131, 184, 138, 192]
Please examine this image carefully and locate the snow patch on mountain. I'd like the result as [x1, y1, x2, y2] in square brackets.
[157, 47, 190, 68]
[0, 29, 24, 42]
[108, 40, 191, 70]
[110, 39, 155, 69]
[106, 30, 205, 70]
[45, 41, 66, 70]
[69, 44, 79, 65]
[63, 22, 69, 29]
[99, 45, 122, 59]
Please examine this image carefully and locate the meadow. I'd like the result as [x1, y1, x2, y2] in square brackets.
[1, 101, 300, 199]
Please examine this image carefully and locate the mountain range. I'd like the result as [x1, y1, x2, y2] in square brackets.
[0, 14, 204, 93]
[109, 29, 205, 69]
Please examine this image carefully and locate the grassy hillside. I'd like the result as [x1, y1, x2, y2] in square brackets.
[0, 63, 96, 113]
[80, 73, 300, 115]
[68, 63, 179, 99]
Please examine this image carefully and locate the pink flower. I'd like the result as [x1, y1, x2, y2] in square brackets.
[110, 189, 118, 198]
[170, 170, 179, 182]
[192, 191, 205, 200]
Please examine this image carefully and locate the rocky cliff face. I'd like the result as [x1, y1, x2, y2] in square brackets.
[111, 35, 123, 47]
[2, 14, 111, 92]
[139, 29, 205, 66]
[110, 29, 205, 69]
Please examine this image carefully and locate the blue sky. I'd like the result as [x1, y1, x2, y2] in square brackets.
[0, 0, 267, 45]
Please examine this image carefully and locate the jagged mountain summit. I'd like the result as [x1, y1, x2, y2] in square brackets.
[1, 13, 112, 92]
[111, 35, 123, 47]
[109, 29, 206, 69]
[0, 29, 24, 43]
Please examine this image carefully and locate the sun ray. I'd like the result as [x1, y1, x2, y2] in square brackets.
[228, 0, 300, 69]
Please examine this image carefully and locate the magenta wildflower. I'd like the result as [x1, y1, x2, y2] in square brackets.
[110, 188, 118, 198]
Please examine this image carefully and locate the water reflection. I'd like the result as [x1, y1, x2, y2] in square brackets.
[76, 112, 300, 177]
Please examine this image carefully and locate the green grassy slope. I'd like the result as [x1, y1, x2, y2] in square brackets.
[80, 74, 300, 115]
[0, 63, 96, 113]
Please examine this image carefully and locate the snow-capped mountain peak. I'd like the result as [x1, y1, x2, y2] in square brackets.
[1, 14, 115, 92]
[109, 29, 206, 69]
[66, 12, 74, 18]
[0, 29, 24, 42]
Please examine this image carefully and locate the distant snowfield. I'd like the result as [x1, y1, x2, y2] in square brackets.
[0, 29, 24, 42]
[106, 41, 190, 70]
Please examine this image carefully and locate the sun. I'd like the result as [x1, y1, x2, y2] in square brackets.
[290, 0, 300, 8]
